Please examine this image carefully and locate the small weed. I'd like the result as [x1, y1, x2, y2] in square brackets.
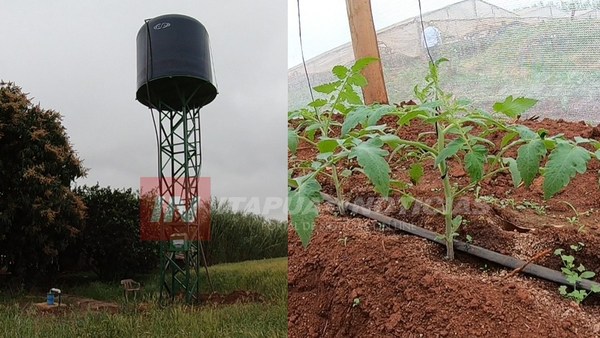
[554, 244, 600, 304]
[561, 201, 591, 232]
[466, 234, 473, 243]
[477, 195, 517, 209]
[352, 298, 361, 307]
[518, 201, 546, 215]
[569, 242, 585, 252]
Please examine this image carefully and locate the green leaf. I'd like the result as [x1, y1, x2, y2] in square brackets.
[543, 143, 591, 199]
[349, 138, 391, 197]
[390, 180, 409, 190]
[316, 152, 332, 161]
[580, 271, 595, 279]
[308, 98, 328, 109]
[558, 285, 568, 295]
[289, 191, 318, 248]
[464, 145, 487, 182]
[451, 215, 463, 231]
[340, 169, 352, 177]
[317, 138, 338, 154]
[562, 255, 575, 264]
[288, 177, 322, 247]
[333, 103, 350, 115]
[348, 73, 368, 87]
[304, 122, 323, 141]
[516, 139, 546, 187]
[554, 248, 564, 255]
[435, 138, 465, 167]
[340, 86, 363, 105]
[595, 149, 600, 160]
[351, 57, 378, 72]
[365, 105, 395, 126]
[400, 195, 414, 209]
[562, 267, 573, 275]
[409, 163, 424, 185]
[295, 175, 322, 202]
[398, 109, 428, 126]
[500, 131, 518, 149]
[513, 125, 538, 140]
[570, 290, 587, 302]
[566, 274, 580, 285]
[332, 65, 349, 80]
[380, 134, 402, 149]
[314, 81, 341, 94]
[288, 129, 299, 154]
[503, 158, 522, 187]
[342, 107, 369, 136]
[591, 285, 600, 293]
[341, 105, 394, 136]
[574, 136, 590, 144]
[493, 95, 538, 118]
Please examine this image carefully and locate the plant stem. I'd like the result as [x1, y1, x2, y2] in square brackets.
[436, 122, 455, 260]
[396, 139, 438, 155]
[442, 173, 455, 260]
[331, 165, 346, 216]
[297, 135, 318, 147]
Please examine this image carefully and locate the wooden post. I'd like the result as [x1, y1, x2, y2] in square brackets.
[345, 0, 389, 105]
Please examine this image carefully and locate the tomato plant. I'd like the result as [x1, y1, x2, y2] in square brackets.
[288, 58, 395, 246]
[384, 59, 600, 259]
[289, 58, 600, 259]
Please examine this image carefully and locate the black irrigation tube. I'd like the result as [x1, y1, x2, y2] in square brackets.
[321, 193, 600, 292]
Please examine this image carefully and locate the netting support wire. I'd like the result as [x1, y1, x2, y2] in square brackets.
[417, 0, 434, 65]
[297, 0, 315, 103]
[417, 0, 442, 146]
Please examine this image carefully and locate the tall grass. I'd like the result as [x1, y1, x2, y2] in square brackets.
[203, 199, 287, 265]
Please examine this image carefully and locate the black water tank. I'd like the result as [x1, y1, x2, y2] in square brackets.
[136, 14, 218, 110]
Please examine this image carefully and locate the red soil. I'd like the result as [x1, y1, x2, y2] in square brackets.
[288, 117, 600, 337]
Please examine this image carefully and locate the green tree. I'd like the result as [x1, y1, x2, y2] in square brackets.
[77, 185, 158, 281]
[0, 82, 86, 283]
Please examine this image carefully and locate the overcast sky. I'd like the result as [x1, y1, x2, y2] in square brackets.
[288, 0, 543, 67]
[1, 1, 287, 220]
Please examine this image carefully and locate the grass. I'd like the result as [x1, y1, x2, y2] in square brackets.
[0, 257, 287, 337]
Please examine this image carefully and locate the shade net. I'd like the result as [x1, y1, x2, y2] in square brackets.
[288, 0, 600, 124]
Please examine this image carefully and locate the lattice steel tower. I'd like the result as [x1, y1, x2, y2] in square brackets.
[136, 14, 217, 304]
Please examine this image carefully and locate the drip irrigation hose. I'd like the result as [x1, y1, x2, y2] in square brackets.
[319, 192, 600, 292]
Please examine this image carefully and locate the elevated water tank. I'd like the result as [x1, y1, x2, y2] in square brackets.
[136, 14, 218, 110]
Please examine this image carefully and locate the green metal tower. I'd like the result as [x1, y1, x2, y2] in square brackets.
[153, 100, 209, 304]
[135, 14, 218, 304]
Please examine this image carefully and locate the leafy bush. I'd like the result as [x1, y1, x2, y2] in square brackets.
[0, 82, 86, 284]
[76, 185, 158, 281]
